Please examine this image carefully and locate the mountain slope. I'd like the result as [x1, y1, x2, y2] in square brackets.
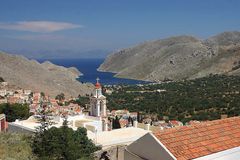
[0, 52, 93, 97]
[99, 31, 240, 81]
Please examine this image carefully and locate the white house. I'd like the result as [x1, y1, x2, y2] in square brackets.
[0, 89, 7, 97]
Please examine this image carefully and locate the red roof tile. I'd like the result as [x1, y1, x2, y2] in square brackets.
[154, 117, 240, 160]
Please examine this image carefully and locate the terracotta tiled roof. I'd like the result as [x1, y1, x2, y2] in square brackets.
[154, 117, 240, 160]
[170, 120, 181, 126]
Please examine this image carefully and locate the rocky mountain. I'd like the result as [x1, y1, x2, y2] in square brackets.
[98, 31, 240, 82]
[0, 51, 94, 98]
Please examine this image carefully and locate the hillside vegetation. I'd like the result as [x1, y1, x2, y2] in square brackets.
[106, 75, 240, 123]
[0, 133, 36, 160]
[99, 31, 240, 81]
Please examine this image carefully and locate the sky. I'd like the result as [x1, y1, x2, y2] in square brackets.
[0, 0, 239, 59]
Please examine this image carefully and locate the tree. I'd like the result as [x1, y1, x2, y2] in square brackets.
[0, 103, 30, 122]
[112, 116, 121, 129]
[32, 116, 100, 160]
[0, 77, 4, 82]
[69, 96, 90, 108]
[40, 92, 45, 97]
[32, 102, 53, 159]
[55, 93, 65, 101]
[128, 116, 133, 126]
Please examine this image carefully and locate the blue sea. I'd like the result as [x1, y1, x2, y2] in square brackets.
[37, 59, 149, 85]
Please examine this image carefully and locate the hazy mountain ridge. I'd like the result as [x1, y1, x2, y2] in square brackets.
[0, 51, 93, 97]
[98, 31, 240, 81]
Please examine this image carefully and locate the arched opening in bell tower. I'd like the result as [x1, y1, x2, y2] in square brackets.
[100, 100, 104, 116]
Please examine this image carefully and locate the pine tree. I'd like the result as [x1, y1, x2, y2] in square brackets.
[32, 95, 53, 159]
[32, 112, 100, 159]
[112, 116, 121, 129]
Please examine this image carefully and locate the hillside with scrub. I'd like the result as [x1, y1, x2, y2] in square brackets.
[0, 133, 36, 160]
[105, 75, 240, 123]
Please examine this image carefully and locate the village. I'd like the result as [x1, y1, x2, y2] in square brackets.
[0, 79, 203, 159]
[0, 80, 190, 132]
[1, 79, 239, 160]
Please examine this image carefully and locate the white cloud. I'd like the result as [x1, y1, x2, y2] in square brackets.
[0, 21, 82, 33]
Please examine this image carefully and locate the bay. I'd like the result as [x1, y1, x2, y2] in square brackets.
[37, 59, 149, 85]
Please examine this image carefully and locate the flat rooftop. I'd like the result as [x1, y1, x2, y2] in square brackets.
[10, 115, 98, 132]
[10, 115, 150, 148]
[75, 119, 94, 127]
[88, 127, 150, 148]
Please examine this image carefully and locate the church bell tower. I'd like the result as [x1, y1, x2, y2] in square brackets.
[90, 78, 107, 117]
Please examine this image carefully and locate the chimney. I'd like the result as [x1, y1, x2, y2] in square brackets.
[144, 123, 150, 131]
[133, 120, 138, 128]
[104, 122, 108, 131]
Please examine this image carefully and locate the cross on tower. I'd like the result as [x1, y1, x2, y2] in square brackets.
[96, 77, 100, 83]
